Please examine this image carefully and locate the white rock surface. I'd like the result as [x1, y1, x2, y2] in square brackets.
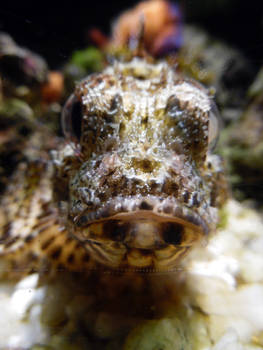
[0, 274, 48, 348]
[1, 200, 263, 349]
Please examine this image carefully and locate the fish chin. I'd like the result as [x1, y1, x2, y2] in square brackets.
[71, 196, 208, 271]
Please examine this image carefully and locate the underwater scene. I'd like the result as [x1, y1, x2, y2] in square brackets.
[0, 1, 263, 349]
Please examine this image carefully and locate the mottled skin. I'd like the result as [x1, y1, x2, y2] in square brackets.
[0, 57, 227, 275]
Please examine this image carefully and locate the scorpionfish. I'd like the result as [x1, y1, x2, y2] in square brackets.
[0, 2, 227, 275]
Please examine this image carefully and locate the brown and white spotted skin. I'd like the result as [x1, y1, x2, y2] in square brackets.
[0, 57, 227, 275]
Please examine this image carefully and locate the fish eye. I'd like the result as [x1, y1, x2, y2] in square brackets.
[62, 94, 83, 143]
[208, 102, 221, 150]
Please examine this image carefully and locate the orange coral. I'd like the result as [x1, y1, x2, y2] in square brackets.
[111, 0, 182, 56]
[41, 71, 64, 104]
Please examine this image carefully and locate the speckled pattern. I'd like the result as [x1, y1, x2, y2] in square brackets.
[0, 57, 227, 275]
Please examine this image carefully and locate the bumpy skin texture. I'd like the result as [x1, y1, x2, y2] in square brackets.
[0, 57, 227, 275]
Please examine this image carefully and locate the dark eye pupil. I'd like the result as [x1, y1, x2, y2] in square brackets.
[62, 95, 83, 144]
[71, 101, 82, 141]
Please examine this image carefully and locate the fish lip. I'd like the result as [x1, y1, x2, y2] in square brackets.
[74, 195, 209, 235]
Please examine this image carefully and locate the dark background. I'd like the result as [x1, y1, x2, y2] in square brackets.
[0, 0, 263, 68]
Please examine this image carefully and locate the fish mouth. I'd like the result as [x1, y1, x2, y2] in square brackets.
[72, 196, 209, 271]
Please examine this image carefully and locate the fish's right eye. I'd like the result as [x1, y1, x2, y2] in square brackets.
[62, 94, 83, 144]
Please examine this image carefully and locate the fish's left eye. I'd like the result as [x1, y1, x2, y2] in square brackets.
[62, 94, 83, 143]
[208, 103, 221, 150]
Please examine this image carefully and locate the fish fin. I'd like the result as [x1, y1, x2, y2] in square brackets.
[0, 160, 97, 279]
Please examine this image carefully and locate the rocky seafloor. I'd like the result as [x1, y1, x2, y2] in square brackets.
[1, 200, 263, 349]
